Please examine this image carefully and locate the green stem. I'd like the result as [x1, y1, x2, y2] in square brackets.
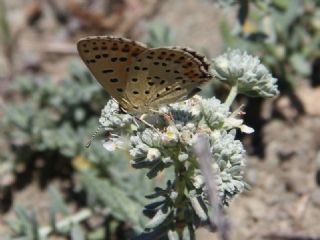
[224, 85, 238, 107]
[173, 160, 188, 237]
[174, 162, 186, 210]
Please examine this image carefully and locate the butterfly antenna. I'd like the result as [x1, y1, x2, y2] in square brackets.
[85, 125, 103, 148]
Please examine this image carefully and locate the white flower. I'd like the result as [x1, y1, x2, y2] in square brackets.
[102, 137, 126, 152]
[147, 148, 161, 161]
[161, 126, 179, 144]
[212, 49, 279, 97]
[224, 117, 254, 134]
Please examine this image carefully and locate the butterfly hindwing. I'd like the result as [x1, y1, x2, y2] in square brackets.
[125, 48, 211, 110]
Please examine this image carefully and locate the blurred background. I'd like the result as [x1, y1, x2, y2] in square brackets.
[0, 0, 320, 239]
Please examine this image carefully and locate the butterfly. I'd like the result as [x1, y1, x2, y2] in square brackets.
[77, 36, 212, 113]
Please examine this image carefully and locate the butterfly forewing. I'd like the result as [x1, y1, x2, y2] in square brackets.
[77, 36, 147, 108]
[125, 48, 211, 110]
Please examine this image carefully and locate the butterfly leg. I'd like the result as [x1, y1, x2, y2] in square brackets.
[131, 117, 141, 128]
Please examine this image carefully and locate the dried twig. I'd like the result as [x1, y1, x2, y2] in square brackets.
[192, 133, 230, 240]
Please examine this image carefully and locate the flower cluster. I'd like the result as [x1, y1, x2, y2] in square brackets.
[97, 49, 279, 237]
[211, 49, 279, 97]
[99, 96, 247, 226]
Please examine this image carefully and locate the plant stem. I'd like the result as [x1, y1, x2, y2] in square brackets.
[173, 160, 188, 237]
[224, 85, 238, 107]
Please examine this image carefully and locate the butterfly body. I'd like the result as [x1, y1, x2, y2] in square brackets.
[77, 36, 212, 113]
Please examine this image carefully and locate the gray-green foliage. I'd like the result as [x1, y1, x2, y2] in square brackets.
[0, 62, 156, 239]
[2, 185, 106, 240]
[220, 0, 320, 89]
[1, 62, 106, 159]
[79, 173, 146, 232]
[3, 164, 155, 239]
[0, 20, 178, 240]
[0, 62, 108, 180]
[3, 186, 73, 239]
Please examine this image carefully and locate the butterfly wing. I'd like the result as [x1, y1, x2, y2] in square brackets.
[77, 36, 147, 109]
[125, 47, 212, 111]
